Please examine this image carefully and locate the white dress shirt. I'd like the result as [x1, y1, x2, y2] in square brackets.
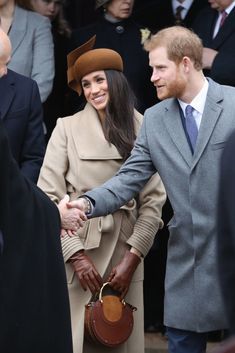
[178, 78, 209, 130]
[172, 0, 194, 19]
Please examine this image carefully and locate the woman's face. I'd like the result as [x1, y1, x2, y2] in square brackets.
[106, 0, 135, 20]
[30, 0, 62, 21]
[81, 70, 109, 119]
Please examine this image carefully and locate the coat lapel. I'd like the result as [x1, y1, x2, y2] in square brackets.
[163, 79, 224, 170]
[0, 72, 15, 120]
[71, 104, 122, 160]
[9, 6, 27, 56]
[163, 99, 193, 167]
[192, 79, 223, 170]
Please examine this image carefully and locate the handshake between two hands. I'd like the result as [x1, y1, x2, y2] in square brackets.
[56, 195, 141, 298]
[57, 194, 87, 237]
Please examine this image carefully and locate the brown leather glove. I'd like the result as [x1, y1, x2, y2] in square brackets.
[107, 250, 141, 299]
[69, 251, 103, 294]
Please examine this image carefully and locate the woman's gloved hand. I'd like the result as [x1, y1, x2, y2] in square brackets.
[69, 250, 103, 294]
[107, 250, 141, 299]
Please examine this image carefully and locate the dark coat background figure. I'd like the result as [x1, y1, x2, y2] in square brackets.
[43, 29, 70, 141]
[0, 121, 73, 353]
[69, 16, 156, 114]
[217, 130, 235, 336]
[64, 0, 97, 29]
[133, 0, 209, 32]
[0, 69, 45, 182]
[192, 6, 235, 87]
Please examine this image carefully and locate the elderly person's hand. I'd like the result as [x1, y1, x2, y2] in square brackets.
[58, 195, 87, 236]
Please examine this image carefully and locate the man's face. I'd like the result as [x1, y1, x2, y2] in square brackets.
[0, 35, 11, 78]
[208, 0, 233, 11]
[0, 52, 10, 77]
[149, 46, 187, 101]
[106, 0, 135, 20]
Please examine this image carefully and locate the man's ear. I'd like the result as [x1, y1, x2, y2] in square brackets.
[182, 56, 192, 73]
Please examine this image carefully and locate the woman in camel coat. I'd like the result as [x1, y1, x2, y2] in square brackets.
[37, 37, 166, 353]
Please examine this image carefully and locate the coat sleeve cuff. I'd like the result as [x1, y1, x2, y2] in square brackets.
[61, 235, 85, 262]
[127, 217, 163, 257]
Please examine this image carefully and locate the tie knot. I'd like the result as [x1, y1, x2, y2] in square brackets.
[185, 105, 194, 116]
[175, 5, 184, 23]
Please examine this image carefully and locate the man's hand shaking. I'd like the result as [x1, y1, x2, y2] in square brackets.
[58, 195, 87, 237]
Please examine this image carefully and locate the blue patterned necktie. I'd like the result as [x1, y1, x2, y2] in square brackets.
[185, 105, 198, 152]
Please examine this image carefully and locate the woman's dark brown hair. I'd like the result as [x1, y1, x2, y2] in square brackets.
[103, 69, 136, 161]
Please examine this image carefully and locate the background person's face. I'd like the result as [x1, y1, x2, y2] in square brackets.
[208, 0, 233, 11]
[31, 0, 61, 21]
[0, 0, 12, 7]
[106, 0, 135, 20]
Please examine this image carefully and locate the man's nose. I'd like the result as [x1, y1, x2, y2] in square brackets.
[151, 69, 159, 82]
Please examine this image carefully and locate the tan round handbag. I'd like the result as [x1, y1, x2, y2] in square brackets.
[84, 282, 137, 347]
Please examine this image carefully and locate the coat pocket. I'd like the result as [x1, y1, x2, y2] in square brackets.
[211, 141, 226, 150]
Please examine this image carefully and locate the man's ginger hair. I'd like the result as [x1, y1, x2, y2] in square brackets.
[144, 26, 203, 71]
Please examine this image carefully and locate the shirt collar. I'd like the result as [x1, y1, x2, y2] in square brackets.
[223, 0, 235, 15]
[178, 78, 209, 116]
[172, 0, 194, 13]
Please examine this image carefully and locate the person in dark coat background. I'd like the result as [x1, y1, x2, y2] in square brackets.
[68, 0, 156, 114]
[217, 129, 235, 336]
[0, 29, 72, 346]
[0, 27, 45, 183]
[0, 121, 73, 352]
[192, 0, 235, 88]
[133, 0, 209, 33]
[213, 129, 235, 353]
